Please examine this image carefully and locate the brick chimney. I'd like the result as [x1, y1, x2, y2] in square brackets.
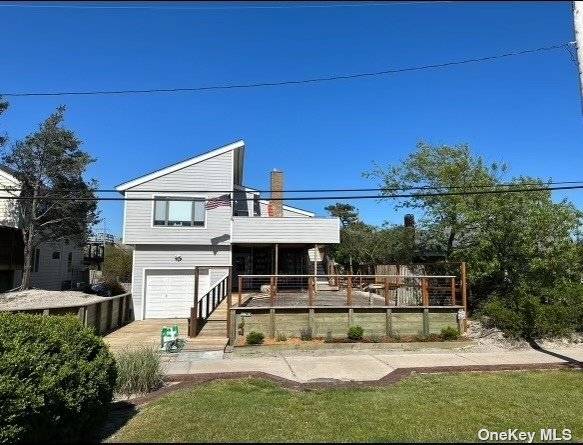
[269, 169, 284, 217]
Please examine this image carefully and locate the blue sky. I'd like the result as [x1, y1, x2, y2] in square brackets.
[1, 1, 582, 236]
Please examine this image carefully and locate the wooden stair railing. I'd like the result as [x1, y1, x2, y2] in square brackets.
[188, 274, 229, 337]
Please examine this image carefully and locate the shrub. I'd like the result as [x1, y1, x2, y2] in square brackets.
[0, 314, 116, 443]
[480, 285, 583, 339]
[115, 347, 163, 397]
[368, 334, 382, 343]
[276, 332, 287, 342]
[300, 328, 313, 341]
[347, 325, 364, 340]
[246, 331, 264, 345]
[440, 326, 460, 341]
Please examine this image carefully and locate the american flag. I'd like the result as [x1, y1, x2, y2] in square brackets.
[205, 194, 231, 209]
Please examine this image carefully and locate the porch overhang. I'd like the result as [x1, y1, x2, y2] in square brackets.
[231, 217, 340, 244]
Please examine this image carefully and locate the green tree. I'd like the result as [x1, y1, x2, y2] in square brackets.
[102, 244, 133, 282]
[0, 97, 8, 147]
[1, 107, 99, 289]
[324, 202, 360, 227]
[365, 142, 583, 338]
[364, 142, 504, 260]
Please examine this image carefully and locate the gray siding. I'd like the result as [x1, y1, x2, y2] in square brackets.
[123, 150, 233, 245]
[232, 217, 340, 243]
[11, 241, 86, 291]
[131, 244, 231, 320]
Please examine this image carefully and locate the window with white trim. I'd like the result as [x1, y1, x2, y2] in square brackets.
[153, 197, 205, 227]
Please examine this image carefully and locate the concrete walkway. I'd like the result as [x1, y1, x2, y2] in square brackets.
[162, 346, 583, 382]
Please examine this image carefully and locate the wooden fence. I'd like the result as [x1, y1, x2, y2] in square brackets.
[0, 292, 133, 335]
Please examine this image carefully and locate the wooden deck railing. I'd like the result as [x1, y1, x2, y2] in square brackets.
[235, 270, 467, 310]
[188, 270, 231, 337]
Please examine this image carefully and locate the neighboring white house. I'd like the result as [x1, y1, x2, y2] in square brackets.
[117, 140, 340, 320]
[0, 165, 87, 291]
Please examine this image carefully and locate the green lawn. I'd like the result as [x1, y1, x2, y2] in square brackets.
[111, 371, 583, 443]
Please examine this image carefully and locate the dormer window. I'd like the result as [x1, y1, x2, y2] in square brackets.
[153, 197, 205, 227]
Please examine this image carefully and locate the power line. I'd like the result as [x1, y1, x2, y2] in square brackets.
[1, 183, 582, 201]
[3, 180, 583, 194]
[0, 1, 455, 11]
[2, 42, 573, 98]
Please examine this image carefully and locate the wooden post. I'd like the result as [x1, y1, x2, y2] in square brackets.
[226, 266, 233, 344]
[384, 277, 390, 305]
[347, 276, 353, 306]
[269, 308, 276, 339]
[274, 244, 279, 294]
[461, 262, 468, 332]
[189, 267, 200, 337]
[238, 276, 243, 306]
[313, 244, 318, 293]
[270, 276, 276, 306]
[423, 308, 430, 336]
[120, 295, 126, 324]
[421, 278, 429, 307]
[108, 299, 114, 331]
[450, 277, 456, 306]
[194, 266, 200, 307]
[386, 308, 392, 337]
[95, 302, 102, 334]
[308, 276, 314, 306]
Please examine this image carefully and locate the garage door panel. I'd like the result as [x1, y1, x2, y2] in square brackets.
[145, 269, 209, 318]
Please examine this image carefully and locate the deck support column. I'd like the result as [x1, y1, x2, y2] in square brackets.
[461, 262, 468, 332]
[238, 276, 242, 306]
[385, 308, 393, 337]
[274, 243, 279, 294]
[269, 308, 276, 339]
[423, 308, 430, 336]
[313, 244, 319, 293]
[226, 266, 233, 344]
[189, 267, 200, 338]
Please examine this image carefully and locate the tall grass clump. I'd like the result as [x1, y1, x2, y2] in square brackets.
[115, 347, 164, 397]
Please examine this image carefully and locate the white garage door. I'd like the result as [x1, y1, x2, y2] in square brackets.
[145, 269, 210, 318]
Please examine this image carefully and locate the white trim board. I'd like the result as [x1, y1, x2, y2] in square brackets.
[116, 140, 245, 192]
[0, 167, 19, 186]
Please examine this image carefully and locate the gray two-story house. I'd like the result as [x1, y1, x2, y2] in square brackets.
[117, 140, 340, 320]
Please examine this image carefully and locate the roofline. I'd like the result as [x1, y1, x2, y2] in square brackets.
[0, 166, 20, 185]
[116, 140, 245, 192]
[236, 185, 316, 217]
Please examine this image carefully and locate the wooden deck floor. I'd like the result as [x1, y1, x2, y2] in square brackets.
[104, 297, 229, 353]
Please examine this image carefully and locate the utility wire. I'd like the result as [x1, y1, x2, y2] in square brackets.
[1, 42, 573, 98]
[0, 1, 455, 10]
[2, 180, 583, 194]
[0, 184, 582, 201]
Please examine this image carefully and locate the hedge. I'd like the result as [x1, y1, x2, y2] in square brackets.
[0, 313, 117, 443]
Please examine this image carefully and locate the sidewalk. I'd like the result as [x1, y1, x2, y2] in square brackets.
[161, 345, 583, 382]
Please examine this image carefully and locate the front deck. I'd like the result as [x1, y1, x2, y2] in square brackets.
[229, 271, 467, 344]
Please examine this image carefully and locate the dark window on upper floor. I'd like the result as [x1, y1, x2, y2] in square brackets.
[153, 197, 205, 227]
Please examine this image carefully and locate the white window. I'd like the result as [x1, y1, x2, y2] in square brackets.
[153, 197, 205, 227]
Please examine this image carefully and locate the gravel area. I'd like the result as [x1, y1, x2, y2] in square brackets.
[0, 289, 108, 311]
[465, 319, 583, 351]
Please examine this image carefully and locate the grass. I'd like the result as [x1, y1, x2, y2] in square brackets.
[111, 370, 583, 442]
